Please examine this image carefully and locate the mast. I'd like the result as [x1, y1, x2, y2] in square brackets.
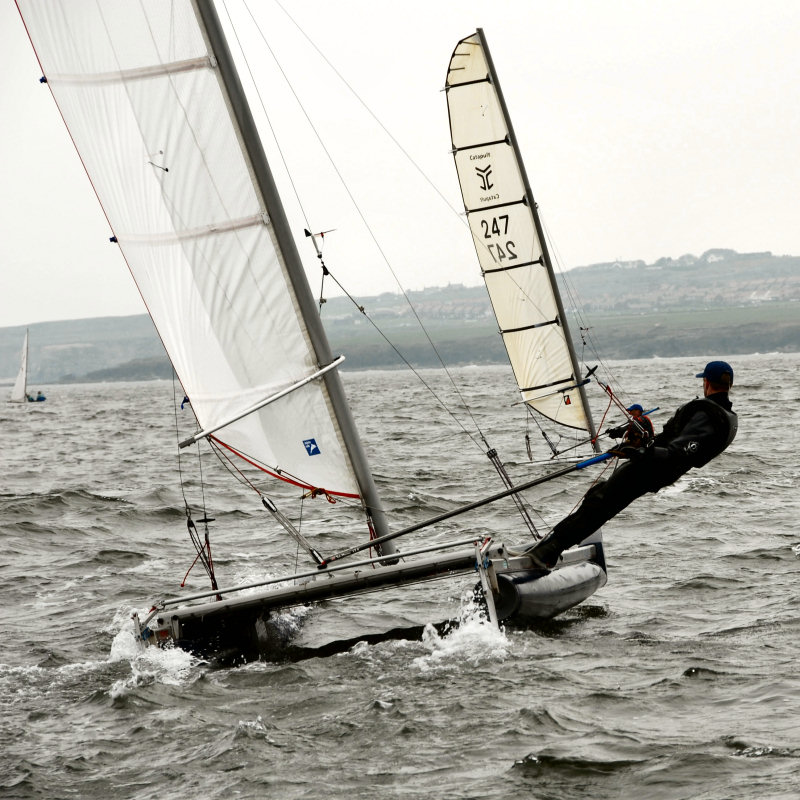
[193, 0, 395, 551]
[475, 29, 599, 448]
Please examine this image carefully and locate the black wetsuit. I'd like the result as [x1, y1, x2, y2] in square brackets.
[530, 392, 737, 565]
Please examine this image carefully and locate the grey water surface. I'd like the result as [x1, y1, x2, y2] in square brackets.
[1, 353, 798, 799]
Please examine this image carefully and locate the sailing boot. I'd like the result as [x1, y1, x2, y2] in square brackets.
[521, 530, 565, 569]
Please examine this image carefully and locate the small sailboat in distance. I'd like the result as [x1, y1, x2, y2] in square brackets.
[9, 329, 45, 403]
[16, 1, 610, 662]
[8, 330, 29, 404]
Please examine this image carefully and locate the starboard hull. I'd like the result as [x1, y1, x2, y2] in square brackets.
[492, 561, 607, 622]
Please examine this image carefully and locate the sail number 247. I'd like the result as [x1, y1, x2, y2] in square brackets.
[480, 215, 517, 263]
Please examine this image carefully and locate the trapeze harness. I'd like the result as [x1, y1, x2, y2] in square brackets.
[653, 396, 738, 470]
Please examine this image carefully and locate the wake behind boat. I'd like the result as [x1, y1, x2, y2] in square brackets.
[16, 3, 618, 661]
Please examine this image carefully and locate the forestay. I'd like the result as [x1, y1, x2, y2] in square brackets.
[16, 0, 359, 497]
[446, 32, 592, 432]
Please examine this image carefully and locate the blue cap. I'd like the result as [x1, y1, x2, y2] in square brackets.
[695, 360, 734, 384]
[627, 404, 643, 413]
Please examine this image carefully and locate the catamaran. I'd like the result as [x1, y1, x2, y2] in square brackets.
[16, 1, 618, 661]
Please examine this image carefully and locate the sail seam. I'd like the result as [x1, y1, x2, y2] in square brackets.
[44, 56, 213, 86]
[118, 214, 265, 245]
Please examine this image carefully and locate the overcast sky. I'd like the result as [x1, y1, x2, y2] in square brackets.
[2, 0, 799, 328]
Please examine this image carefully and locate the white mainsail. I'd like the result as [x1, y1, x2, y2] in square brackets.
[16, 0, 367, 501]
[9, 330, 28, 404]
[446, 31, 594, 433]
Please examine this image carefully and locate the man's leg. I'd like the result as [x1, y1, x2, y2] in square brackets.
[526, 462, 651, 567]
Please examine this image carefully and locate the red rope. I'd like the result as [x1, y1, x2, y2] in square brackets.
[209, 435, 360, 499]
[594, 391, 615, 443]
[180, 536, 220, 595]
[180, 548, 203, 587]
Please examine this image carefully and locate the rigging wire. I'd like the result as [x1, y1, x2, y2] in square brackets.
[228, 0, 494, 453]
[268, 1, 468, 224]
[540, 214, 632, 409]
[268, 0, 582, 358]
[171, 374, 218, 590]
[258, 13, 605, 440]
[314, 263, 486, 450]
[230, 0, 609, 538]
[219, 1, 611, 538]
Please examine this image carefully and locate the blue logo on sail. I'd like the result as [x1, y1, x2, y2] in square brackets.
[303, 438, 320, 456]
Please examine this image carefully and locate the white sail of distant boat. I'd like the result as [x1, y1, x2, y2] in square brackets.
[9, 330, 28, 403]
[446, 31, 596, 436]
[16, 2, 610, 661]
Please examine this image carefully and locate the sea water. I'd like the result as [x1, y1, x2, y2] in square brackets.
[1, 352, 798, 799]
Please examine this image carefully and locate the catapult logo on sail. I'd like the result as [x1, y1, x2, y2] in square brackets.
[303, 438, 321, 456]
[472, 152, 500, 203]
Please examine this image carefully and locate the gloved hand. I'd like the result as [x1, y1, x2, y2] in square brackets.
[605, 425, 626, 439]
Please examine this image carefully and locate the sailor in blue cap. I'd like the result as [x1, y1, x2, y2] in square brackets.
[695, 360, 734, 388]
[525, 360, 737, 569]
[605, 403, 654, 448]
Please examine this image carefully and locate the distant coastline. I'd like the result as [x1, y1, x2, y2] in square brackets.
[2, 249, 798, 384]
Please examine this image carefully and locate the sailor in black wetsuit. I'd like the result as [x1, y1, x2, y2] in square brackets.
[525, 360, 738, 569]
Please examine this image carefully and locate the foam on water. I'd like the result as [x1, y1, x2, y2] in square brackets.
[108, 638, 200, 698]
[413, 597, 511, 672]
[105, 605, 202, 697]
[235, 715, 278, 743]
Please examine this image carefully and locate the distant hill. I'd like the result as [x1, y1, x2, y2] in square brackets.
[558, 249, 799, 314]
[2, 249, 798, 384]
[0, 315, 167, 386]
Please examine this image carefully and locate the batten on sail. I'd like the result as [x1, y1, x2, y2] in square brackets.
[446, 32, 596, 435]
